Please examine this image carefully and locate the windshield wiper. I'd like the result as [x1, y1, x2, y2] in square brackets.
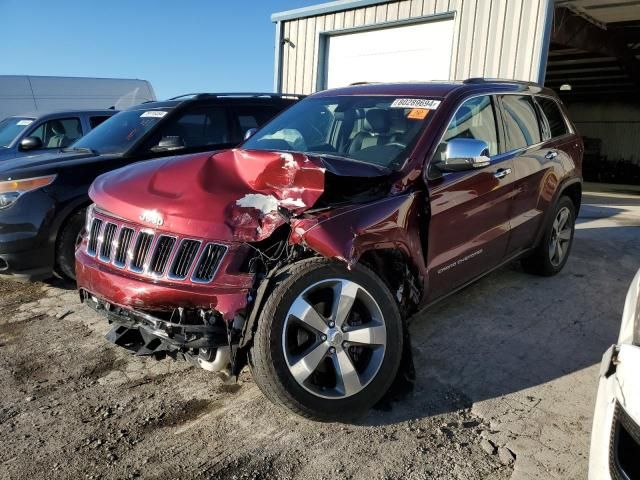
[306, 152, 392, 173]
[61, 146, 99, 155]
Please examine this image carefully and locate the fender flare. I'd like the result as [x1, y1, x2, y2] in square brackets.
[47, 195, 92, 250]
[533, 176, 582, 248]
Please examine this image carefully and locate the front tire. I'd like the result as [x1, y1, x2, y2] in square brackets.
[249, 258, 403, 421]
[55, 208, 86, 281]
[522, 196, 576, 276]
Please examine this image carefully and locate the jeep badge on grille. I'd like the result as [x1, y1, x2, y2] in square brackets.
[139, 210, 164, 227]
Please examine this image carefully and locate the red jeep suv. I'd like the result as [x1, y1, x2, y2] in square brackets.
[76, 80, 583, 420]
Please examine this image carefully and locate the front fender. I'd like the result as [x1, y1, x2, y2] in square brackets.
[290, 192, 427, 275]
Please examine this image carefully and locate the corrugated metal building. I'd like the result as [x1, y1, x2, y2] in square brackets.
[272, 0, 554, 94]
[271, 0, 640, 182]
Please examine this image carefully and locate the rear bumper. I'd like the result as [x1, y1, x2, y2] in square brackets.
[589, 344, 640, 480]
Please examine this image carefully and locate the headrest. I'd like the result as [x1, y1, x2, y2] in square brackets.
[365, 108, 390, 133]
[50, 120, 66, 136]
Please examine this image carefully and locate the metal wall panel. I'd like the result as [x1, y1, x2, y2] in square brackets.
[276, 0, 551, 94]
[569, 102, 640, 165]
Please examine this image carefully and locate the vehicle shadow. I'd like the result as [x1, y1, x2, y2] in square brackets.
[43, 277, 77, 291]
[357, 216, 640, 426]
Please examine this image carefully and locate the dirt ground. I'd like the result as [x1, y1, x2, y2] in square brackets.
[1, 191, 638, 480]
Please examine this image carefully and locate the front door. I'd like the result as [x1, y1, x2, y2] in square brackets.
[425, 95, 515, 302]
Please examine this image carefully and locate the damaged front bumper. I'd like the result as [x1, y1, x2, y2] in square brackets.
[76, 247, 254, 372]
[81, 291, 233, 371]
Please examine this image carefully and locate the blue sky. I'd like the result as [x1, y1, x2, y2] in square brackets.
[0, 0, 318, 99]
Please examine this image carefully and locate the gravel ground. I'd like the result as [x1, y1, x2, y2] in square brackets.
[0, 191, 638, 480]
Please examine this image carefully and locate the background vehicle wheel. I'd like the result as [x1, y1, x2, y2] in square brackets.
[55, 208, 86, 281]
[249, 257, 403, 421]
[522, 196, 576, 276]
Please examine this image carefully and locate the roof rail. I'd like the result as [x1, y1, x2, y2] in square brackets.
[463, 77, 541, 87]
[167, 92, 305, 101]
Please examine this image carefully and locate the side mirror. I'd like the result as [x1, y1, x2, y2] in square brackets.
[19, 136, 43, 151]
[151, 136, 184, 152]
[435, 138, 491, 172]
[244, 128, 258, 140]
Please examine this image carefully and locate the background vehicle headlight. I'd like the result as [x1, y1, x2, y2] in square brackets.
[0, 175, 56, 210]
[85, 204, 95, 232]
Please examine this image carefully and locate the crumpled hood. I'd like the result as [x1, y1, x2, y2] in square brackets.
[90, 149, 332, 242]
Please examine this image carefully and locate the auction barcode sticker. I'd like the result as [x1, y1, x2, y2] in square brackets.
[391, 99, 441, 110]
[140, 111, 168, 118]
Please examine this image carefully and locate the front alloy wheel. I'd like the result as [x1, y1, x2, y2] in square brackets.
[249, 258, 403, 420]
[283, 279, 387, 399]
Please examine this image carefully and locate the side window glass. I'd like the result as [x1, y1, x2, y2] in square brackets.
[29, 123, 45, 143]
[28, 117, 82, 148]
[501, 96, 542, 150]
[148, 107, 230, 152]
[537, 97, 569, 139]
[437, 95, 499, 161]
[231, 107, 280, 143]
[89, 116, 111, 129]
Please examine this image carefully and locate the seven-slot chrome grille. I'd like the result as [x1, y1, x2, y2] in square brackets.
[85, 208, 227, 284]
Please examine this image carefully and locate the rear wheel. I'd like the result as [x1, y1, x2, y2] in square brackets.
[249, 258, 403, 421]
[522, 196, 576, 276]
[55, 208, 86, 281]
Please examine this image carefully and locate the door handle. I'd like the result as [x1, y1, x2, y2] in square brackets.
[545, 151, 558, 160]
[494, 168, 512, 179]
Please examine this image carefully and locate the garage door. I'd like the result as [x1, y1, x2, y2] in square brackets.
[324, 18, 455, 89]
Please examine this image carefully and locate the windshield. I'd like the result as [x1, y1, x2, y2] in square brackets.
[242, 95, 439, 170]
[71, 108, 171, 155]
[0, 117, 34, 148]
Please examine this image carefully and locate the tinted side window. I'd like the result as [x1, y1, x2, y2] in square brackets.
[537, 97, 569, 139]
[29, 117, 82, 149]
[147, 107, 231, 151]
[230, 106, 280, 143]
[437, 95, 500, 160]
[89, 116, 112, 129]
[501, 96, 542, 150]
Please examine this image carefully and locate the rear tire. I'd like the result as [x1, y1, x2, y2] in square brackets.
[249, 258, 403, 421]
[522, 196, 576, 276]
[55, 208, 86, 281]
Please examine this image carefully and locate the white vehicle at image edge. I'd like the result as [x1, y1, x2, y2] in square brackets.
[589, 268, 640, 480]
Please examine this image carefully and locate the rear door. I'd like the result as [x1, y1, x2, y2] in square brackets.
[425, 94, 516, 301]
[499, 95, 567, 254]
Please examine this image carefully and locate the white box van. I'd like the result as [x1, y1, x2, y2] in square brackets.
[0, 75, 156, 120]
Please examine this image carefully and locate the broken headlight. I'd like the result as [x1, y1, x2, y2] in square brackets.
[0, 175, 56, 210]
